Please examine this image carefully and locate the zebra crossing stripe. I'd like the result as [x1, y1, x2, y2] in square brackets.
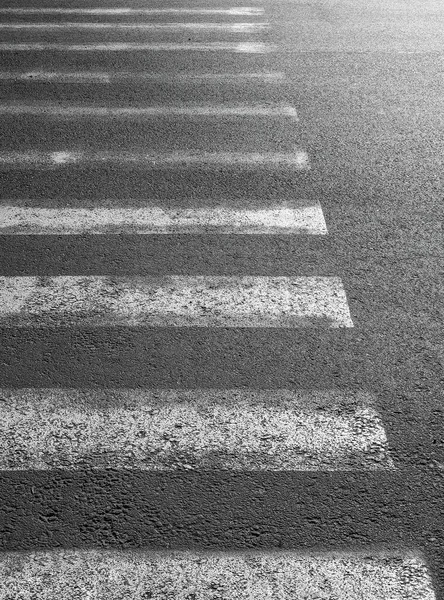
[0, 42, 272, 53]
[0, 276, 353, 328]
[0, 71, 285, 83]
[0, 7, 265, 16]
[0, 103, 298, 118]
[0, 203, 326, 234]
[0, 389, 391, 471]
[0, 150, 309, 168]
[0, 22, 268, 32]
[0, 550, 435, 599]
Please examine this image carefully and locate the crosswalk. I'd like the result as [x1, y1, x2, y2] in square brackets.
[0, 1, 436, 598]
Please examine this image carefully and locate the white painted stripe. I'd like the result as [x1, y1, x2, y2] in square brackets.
[0, 42, 272, 53]
[0, 389, 392, 470]
[0, 550, 435, 599]
[0, 150, 310, 169]
[0, 203, 326, 234]
[0, 103, 298, 118]
[0, 71, 285, 83]
[0, 22, 267, 32]
[0, 276, 353, 327]
[0, 7, 265, 16]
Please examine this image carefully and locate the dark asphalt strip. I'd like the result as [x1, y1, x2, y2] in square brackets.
[0, 236, 331, 276]
[0, 471, 442, 594]
[0, 117, 295, 154]
[0, 168, 312, 201]
[0, 81, 285, 105]
[0, 325, 440, 466]
[0, 49, 271, 72]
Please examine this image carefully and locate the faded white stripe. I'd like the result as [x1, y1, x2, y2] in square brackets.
[0, 204, 326, 235]
[0, 22, 267, 32]
[0, 276, 353, 328]
[0, 389, 392, 471]
[0, 42, 272, 53]
[0, 150, 310, 168]
[0, 550, 435, 599]
[0, 71, 285, 83]
[0, 7, 264, 16]
[0, 103, 298, 118]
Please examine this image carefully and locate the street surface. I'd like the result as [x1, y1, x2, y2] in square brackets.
[0, 0, 443, 597]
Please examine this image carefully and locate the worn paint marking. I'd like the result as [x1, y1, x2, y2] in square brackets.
[0, 7, 265, 16]
[0, 550, 435, 599]
[0, 71, 285, 83]
[0, 103, 298, 118]
[0, 149, 310, 169]
[0, 203, 325, 235]
[0, 389, 392, 470]
[0, 42, 273, 53]
[0, 22, 268, 32]
[0, 276, 353, 328]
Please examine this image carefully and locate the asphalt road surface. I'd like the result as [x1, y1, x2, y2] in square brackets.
[0, 0, 443, 597]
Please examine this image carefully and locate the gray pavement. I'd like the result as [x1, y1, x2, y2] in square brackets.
[0, 0, 443, 597]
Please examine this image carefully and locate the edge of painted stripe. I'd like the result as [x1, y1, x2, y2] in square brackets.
[0, 42, 274, 53]
[0, 71, 285, 83]
[0, 389, 391, 471]
[0, 203, 326, 234]
[0, 103, 298, 118]
[0, 549, 435, 600]
[0, 22, 268, 32]
[0, 276, 353, 328]
[0, 7, 265, 16]
[0, 150, 310, 169]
